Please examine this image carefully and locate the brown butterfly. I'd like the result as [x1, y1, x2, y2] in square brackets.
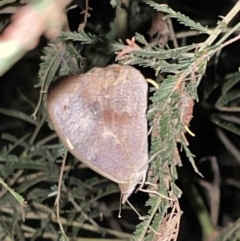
[47, 64, 148, 203]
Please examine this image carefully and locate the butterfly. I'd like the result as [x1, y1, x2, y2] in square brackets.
[47, 64, 148, 203]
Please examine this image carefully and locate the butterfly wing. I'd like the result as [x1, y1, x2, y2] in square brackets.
[47, 65, 148, 186]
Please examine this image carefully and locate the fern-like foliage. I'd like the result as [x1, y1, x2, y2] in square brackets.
[60, 30, 124, 54]
[144, 0, 210, 34]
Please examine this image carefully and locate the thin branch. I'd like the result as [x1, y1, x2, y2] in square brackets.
[55, 150, 68, 240]
[200, 0, 240, 50]
[78, 0, 92, 30]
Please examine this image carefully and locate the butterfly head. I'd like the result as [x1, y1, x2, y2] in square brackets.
[119, 166, 148, 204]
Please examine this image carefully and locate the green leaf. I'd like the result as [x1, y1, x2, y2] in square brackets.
[0, 177, 26, 205]
[60, 30, 100, 44]
[135, 33, 149, 46]
[0, 108, 37, 125]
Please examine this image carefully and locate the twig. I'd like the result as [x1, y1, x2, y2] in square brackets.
[29, 112, 47, 144]
[78, 0, 92, 30]
[215, 106, 240, 112]
[200, 0, 240, 50]
[167, 18, 179, 48]
[36, 133, 58, 146]
[0, 170, 23, 199]
[54, 150, 68, 240]
[62, 183, 99, 228]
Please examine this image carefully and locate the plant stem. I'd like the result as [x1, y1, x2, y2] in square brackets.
[200, 0, 240, 50]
